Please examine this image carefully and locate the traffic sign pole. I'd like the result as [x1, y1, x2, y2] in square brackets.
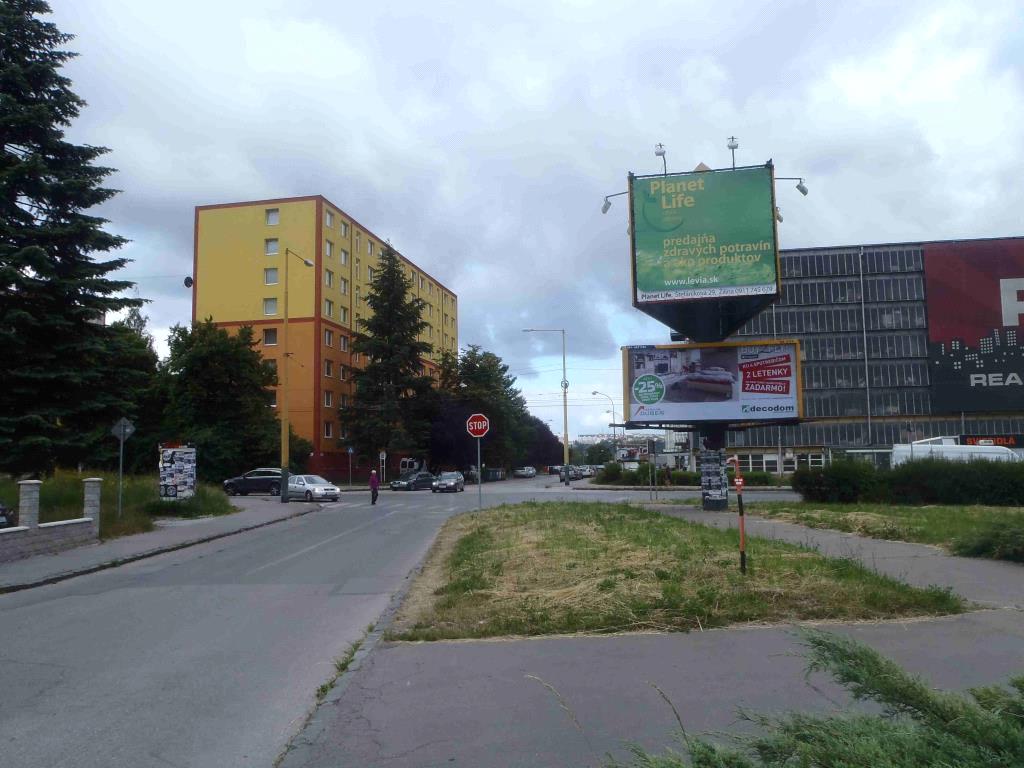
[110, 418, 135, 520]
[465, 413, 490, 511]
[728, 456, 747, 574]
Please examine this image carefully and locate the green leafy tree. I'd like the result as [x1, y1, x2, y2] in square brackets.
[585, 441, 614, 466]
[161, 320, 288, 482]
[0, 0, 140, 473]
[343, 245, 436, 459]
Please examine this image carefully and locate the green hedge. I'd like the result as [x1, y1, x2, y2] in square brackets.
[793, 458, 1024, 506]
[592, 464, 782, 486]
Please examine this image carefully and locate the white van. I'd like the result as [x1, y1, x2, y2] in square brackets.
[891, 442, 1020, 466]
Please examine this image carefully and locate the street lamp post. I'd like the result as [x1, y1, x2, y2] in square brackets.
[280, 248, 314, 502]
[523, 328, 570, 485]
[591, 390, 618, 452]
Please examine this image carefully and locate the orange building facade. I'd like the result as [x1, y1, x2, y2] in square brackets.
[192, 195, 458, 476]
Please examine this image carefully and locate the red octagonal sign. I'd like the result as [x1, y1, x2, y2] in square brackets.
[466, 413, 490, 438]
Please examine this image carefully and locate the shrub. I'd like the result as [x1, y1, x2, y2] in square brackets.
[597, 462, 622, 483]
[743, 470, 777, 486]
[951, 521, 1024, 562]
[671, 470, 700, 486]
[793, 458, 1024, 506]
[616, 628, 1024, 767]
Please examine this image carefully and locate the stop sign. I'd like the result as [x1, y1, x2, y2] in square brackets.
[466, 413, 490, 438]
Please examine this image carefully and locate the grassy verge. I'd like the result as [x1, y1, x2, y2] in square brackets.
[0, 471, 236, 540]
[749, 500, 1024, 562]
[391, 502, 963, 641]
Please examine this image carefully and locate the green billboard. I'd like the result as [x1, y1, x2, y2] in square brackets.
[630, 165, 778, 303]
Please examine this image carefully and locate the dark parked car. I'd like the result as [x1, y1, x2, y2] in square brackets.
[390, 471, 435, 491]
[0, 501, 13, 529]
[223, 467, 282, 496]
[432, 472, 465, 493]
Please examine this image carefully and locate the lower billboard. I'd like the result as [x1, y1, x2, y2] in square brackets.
[623, 341, 802, 423]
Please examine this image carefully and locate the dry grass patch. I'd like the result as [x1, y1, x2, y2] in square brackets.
[390, 502, 964, 641]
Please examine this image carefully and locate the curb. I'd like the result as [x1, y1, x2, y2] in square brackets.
[275, 516, 436, 768]
[0, 504, 321, 595]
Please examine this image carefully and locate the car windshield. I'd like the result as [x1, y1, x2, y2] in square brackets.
[398, 472, 417, 481]
[303, 475, 328, 484]
[440, 473, 460, 479]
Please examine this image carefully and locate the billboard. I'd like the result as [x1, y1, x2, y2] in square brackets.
[630, 165, 779, 304]
[924, 239, 1024, 413]
[623, 341, 802, 424]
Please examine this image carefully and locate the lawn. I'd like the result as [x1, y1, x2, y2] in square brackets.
[748, 501, 1024, 561]
[390, 502, 964, 641]
[0, 471, 236, 539]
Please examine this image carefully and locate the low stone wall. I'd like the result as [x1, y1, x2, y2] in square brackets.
[0, 479, 102, 564]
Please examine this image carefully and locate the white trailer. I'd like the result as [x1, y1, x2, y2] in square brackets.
[891, 438, 1020, 466]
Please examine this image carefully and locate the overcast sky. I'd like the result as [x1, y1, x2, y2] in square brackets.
[50, 0, 1024, 438]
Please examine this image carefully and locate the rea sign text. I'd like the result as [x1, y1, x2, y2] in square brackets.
[466, 413, 490, 438]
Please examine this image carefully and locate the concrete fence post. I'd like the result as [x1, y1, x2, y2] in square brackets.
[83, 478, 103, 537]
[18, 480, 42, 529]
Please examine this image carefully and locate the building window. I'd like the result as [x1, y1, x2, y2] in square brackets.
[325, 239, 333, 258]
[263, 297, 278, 315]
[265, 358, 277, 372]
[339, 335, 348, 351]
[324, 329, 333, 346]
[265, 208, 279, 225]
[324, 298, 334, 317]
[324, 360, 334, 377]
[263, 328, 278, 346]
[324, 390, 333, 407]
[325, 210, 334, 228]
[324, 421, 333, 438]
[339, 366, 347, 380]
[339, 277, 348, 295]
[367, 266, 375, 281]
[325, 269, 334, 287]
[340, 221, 349, 236]
[264, 267, 278, 285]
[340, 249, 348, 265]
[340, 306, 349, 323]
[269, 389, 277, 407]
[341, 394, 349, 407]
[353, 352, 360, 364]
[367, 240, 373, 255]
[419, 276, 425, 290]
[264, 238, 279, 256]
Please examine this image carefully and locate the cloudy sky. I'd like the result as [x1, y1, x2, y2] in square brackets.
[50, 0, 1024, 437]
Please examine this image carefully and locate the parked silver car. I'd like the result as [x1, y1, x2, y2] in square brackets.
[287, 474, 340, 502]
[512, 467, 537, 478]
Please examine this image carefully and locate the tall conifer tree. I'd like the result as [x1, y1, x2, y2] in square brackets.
[343, 245, 436, 458]
[0, 0, 139, 472]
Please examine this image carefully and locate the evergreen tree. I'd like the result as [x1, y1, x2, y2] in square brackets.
[343, 245, 435, 459]
[0, 0, 139, 473]
[161, 320, 281, 483]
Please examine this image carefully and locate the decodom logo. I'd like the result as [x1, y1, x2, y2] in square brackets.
[632, 374, 665, 405]
[741, 403, 795, 414]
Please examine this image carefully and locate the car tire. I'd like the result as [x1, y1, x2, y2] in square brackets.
[305, 491, 313, 502]
[269, 483, 280, 496]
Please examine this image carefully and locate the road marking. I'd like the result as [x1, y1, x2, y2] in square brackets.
[244, 509, 401, 575]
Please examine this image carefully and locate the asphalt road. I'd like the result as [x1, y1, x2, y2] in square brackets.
[0, 477, 732, 768]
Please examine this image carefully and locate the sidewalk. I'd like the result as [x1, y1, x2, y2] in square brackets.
[0, 496, 319, 593]
[279, 503, 1024, 768]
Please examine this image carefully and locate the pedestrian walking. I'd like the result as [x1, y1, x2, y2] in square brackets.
[369, 469, 379, 505]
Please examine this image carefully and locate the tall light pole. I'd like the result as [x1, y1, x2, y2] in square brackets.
[523, 328, 570, 485]
[280, 248, 314, 502]
[591, 390, 618, 449]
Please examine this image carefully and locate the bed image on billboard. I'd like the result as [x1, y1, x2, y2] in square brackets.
[623, 340, 802, 424]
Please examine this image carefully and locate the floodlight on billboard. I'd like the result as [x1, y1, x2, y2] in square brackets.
[622, 340, 802, 425]
[626, 163, 781, 341]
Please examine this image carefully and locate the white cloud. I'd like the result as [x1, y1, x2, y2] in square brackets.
[46, 0, 1024, 435]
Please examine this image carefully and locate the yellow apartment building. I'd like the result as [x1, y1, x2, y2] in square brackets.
[192, 195, 458, 475]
